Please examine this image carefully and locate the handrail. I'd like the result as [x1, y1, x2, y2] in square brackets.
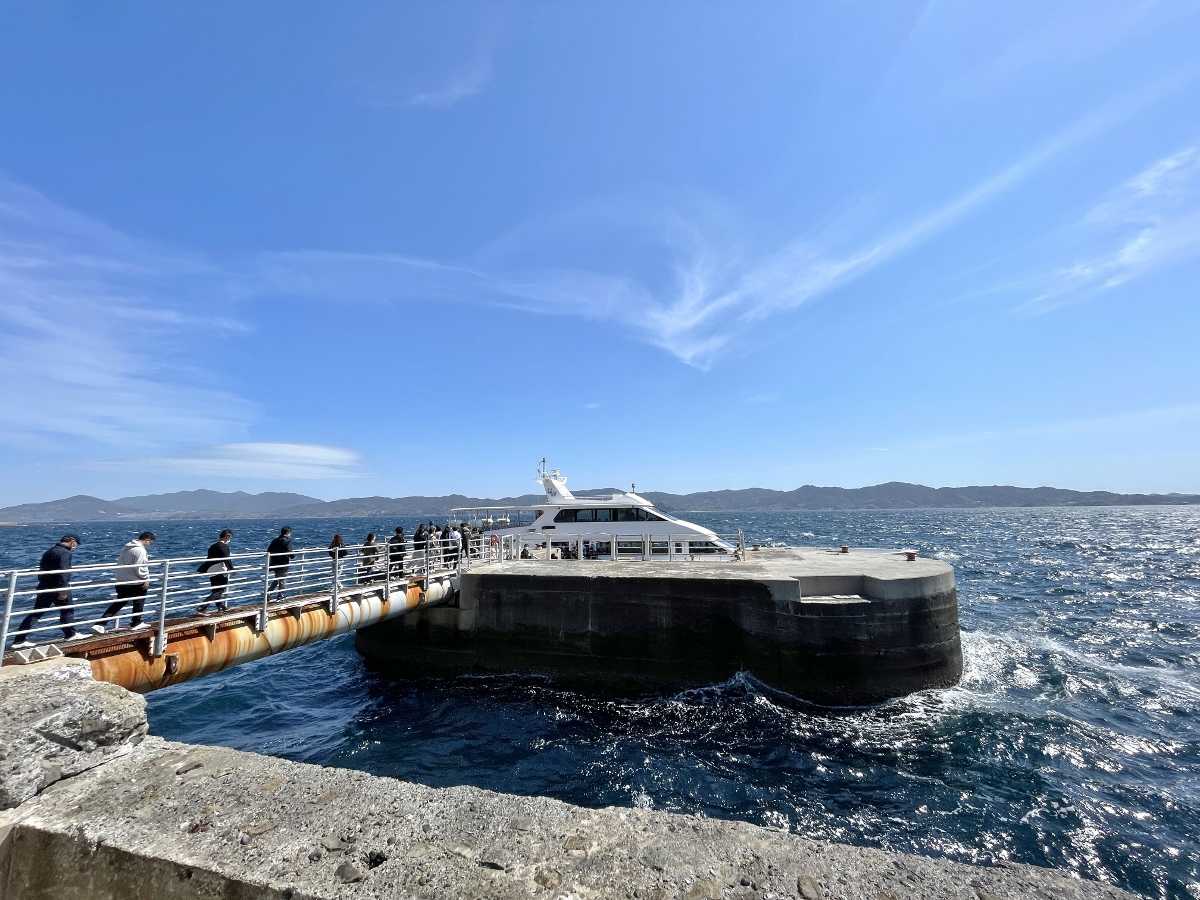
[2, 528, 750, 663]
[0, 535, 484, 665]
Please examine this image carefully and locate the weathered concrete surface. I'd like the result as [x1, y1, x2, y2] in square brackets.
[2, 737, 1135, 900]
[0, 657, 147, 810]
[0, 658, 1135, 900]
[358, 548, 963, 705]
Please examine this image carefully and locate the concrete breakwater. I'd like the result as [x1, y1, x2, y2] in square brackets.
[0, 658, 1134, 899]
[357, 548, 963, 705]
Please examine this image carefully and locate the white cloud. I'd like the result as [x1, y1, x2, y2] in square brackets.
[1019, 143, 1200, 313]
[457, 81, 1175, 367]
[150, 443, 363, 480]
[0, 177, 256, 450]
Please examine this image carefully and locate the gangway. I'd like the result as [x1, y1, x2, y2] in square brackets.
[0, 535, 499, 693]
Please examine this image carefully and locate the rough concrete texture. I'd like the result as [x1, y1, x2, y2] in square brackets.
[0, 657, 147, 810]
[475, 548, 955, 602]
[2, 736, 1135, 900]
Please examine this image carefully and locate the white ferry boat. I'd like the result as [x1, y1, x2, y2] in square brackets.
[452, 462, 738, 560]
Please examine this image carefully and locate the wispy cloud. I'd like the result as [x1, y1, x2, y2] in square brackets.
[0, 176, 255, 450]
[406, 54, 494, 109]
[463, 81, 1175, 366]
[358, 16, 503, 111]
[148, 442, 363, 480]
[1019, 144, 1200, 313]
[235, 79, 1179, 369]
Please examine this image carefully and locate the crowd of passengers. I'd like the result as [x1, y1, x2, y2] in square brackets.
[7, 524, 481, 650]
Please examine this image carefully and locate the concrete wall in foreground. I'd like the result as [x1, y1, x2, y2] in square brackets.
[0, 658, 1132, 900]
[355, 570, 963, 705]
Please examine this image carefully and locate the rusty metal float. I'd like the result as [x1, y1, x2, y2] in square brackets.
[77, 576, 456, 693]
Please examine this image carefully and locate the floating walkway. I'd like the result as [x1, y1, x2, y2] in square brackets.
[0, 537, 475, 692]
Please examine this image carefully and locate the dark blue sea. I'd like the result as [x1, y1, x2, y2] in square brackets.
[3, 508, 1198, 899]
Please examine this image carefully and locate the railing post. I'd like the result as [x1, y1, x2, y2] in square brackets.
[259, 554, 271, 632]
[152, 560, 170, 657]
[0, 571, 17, 665]
[329, 553, 340, 615]
[383, 550, 391, 603]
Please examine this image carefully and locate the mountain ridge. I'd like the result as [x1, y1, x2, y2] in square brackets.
[1, 483, 1197, 523]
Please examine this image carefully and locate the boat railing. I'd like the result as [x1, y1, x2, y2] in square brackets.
[500, 529, 746, 562]
[0, 535, 496, 665]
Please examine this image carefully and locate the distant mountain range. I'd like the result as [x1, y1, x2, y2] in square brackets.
[1, 483, 1197, 524]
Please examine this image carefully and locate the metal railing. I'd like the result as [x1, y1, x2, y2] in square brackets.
[498, 530, 746, 561]
[0, 535, 488, 664]
[1, 528, 747, 663]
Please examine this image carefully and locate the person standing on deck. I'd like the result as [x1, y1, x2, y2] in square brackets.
[388, 527, 406, 577]
[448, 524, 462, 568]
[11, 535, 81, 648]
[197, 529, 235, 614]
[328, 534, 348, 586]
[266, 527, 293, 602]
[426, 524, 443, 570]
[99, 531, 156, 632]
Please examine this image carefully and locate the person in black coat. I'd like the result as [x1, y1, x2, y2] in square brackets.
[197, 529, 235, 614]
[266, 527, 293, 601]
[12, 535, 81, 647]
[387, 527, 406, 577]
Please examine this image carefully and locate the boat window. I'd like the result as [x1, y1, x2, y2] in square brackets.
[554, 509, 576, 523]
[613, 508, 639, 522]
[643, 510, 665, 521]
[593, 508, 612, 522]
[574, 509, 595, 522]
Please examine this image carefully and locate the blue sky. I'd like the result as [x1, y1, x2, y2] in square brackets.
[1, 2, 1199, 503]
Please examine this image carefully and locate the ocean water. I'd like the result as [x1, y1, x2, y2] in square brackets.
[3, 507, 1198, 899]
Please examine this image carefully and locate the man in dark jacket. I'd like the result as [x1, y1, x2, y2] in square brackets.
[12, 535, 81, 648]
[197, 529, 235, 614]
[387, 527, 406, 578]
[266, 527, 293, 602]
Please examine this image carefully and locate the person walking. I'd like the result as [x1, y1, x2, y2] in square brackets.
[388, 527, 406, 578]
[427, 524, 443, 571]
[412, 524, 427, 562]
[99, 531, 156, 632]
[359, 533, 379, 584]
[329, 534, 348, 586]
[266, 527, 293, 602]
[197, 529, 235, 614]
[11, 535, 81, 648]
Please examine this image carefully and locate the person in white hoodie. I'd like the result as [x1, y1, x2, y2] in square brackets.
[97, 531, 156, 633]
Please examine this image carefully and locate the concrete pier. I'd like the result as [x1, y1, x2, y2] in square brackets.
[0, 659, 1134, 899]
[356, 548, 962, 705]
